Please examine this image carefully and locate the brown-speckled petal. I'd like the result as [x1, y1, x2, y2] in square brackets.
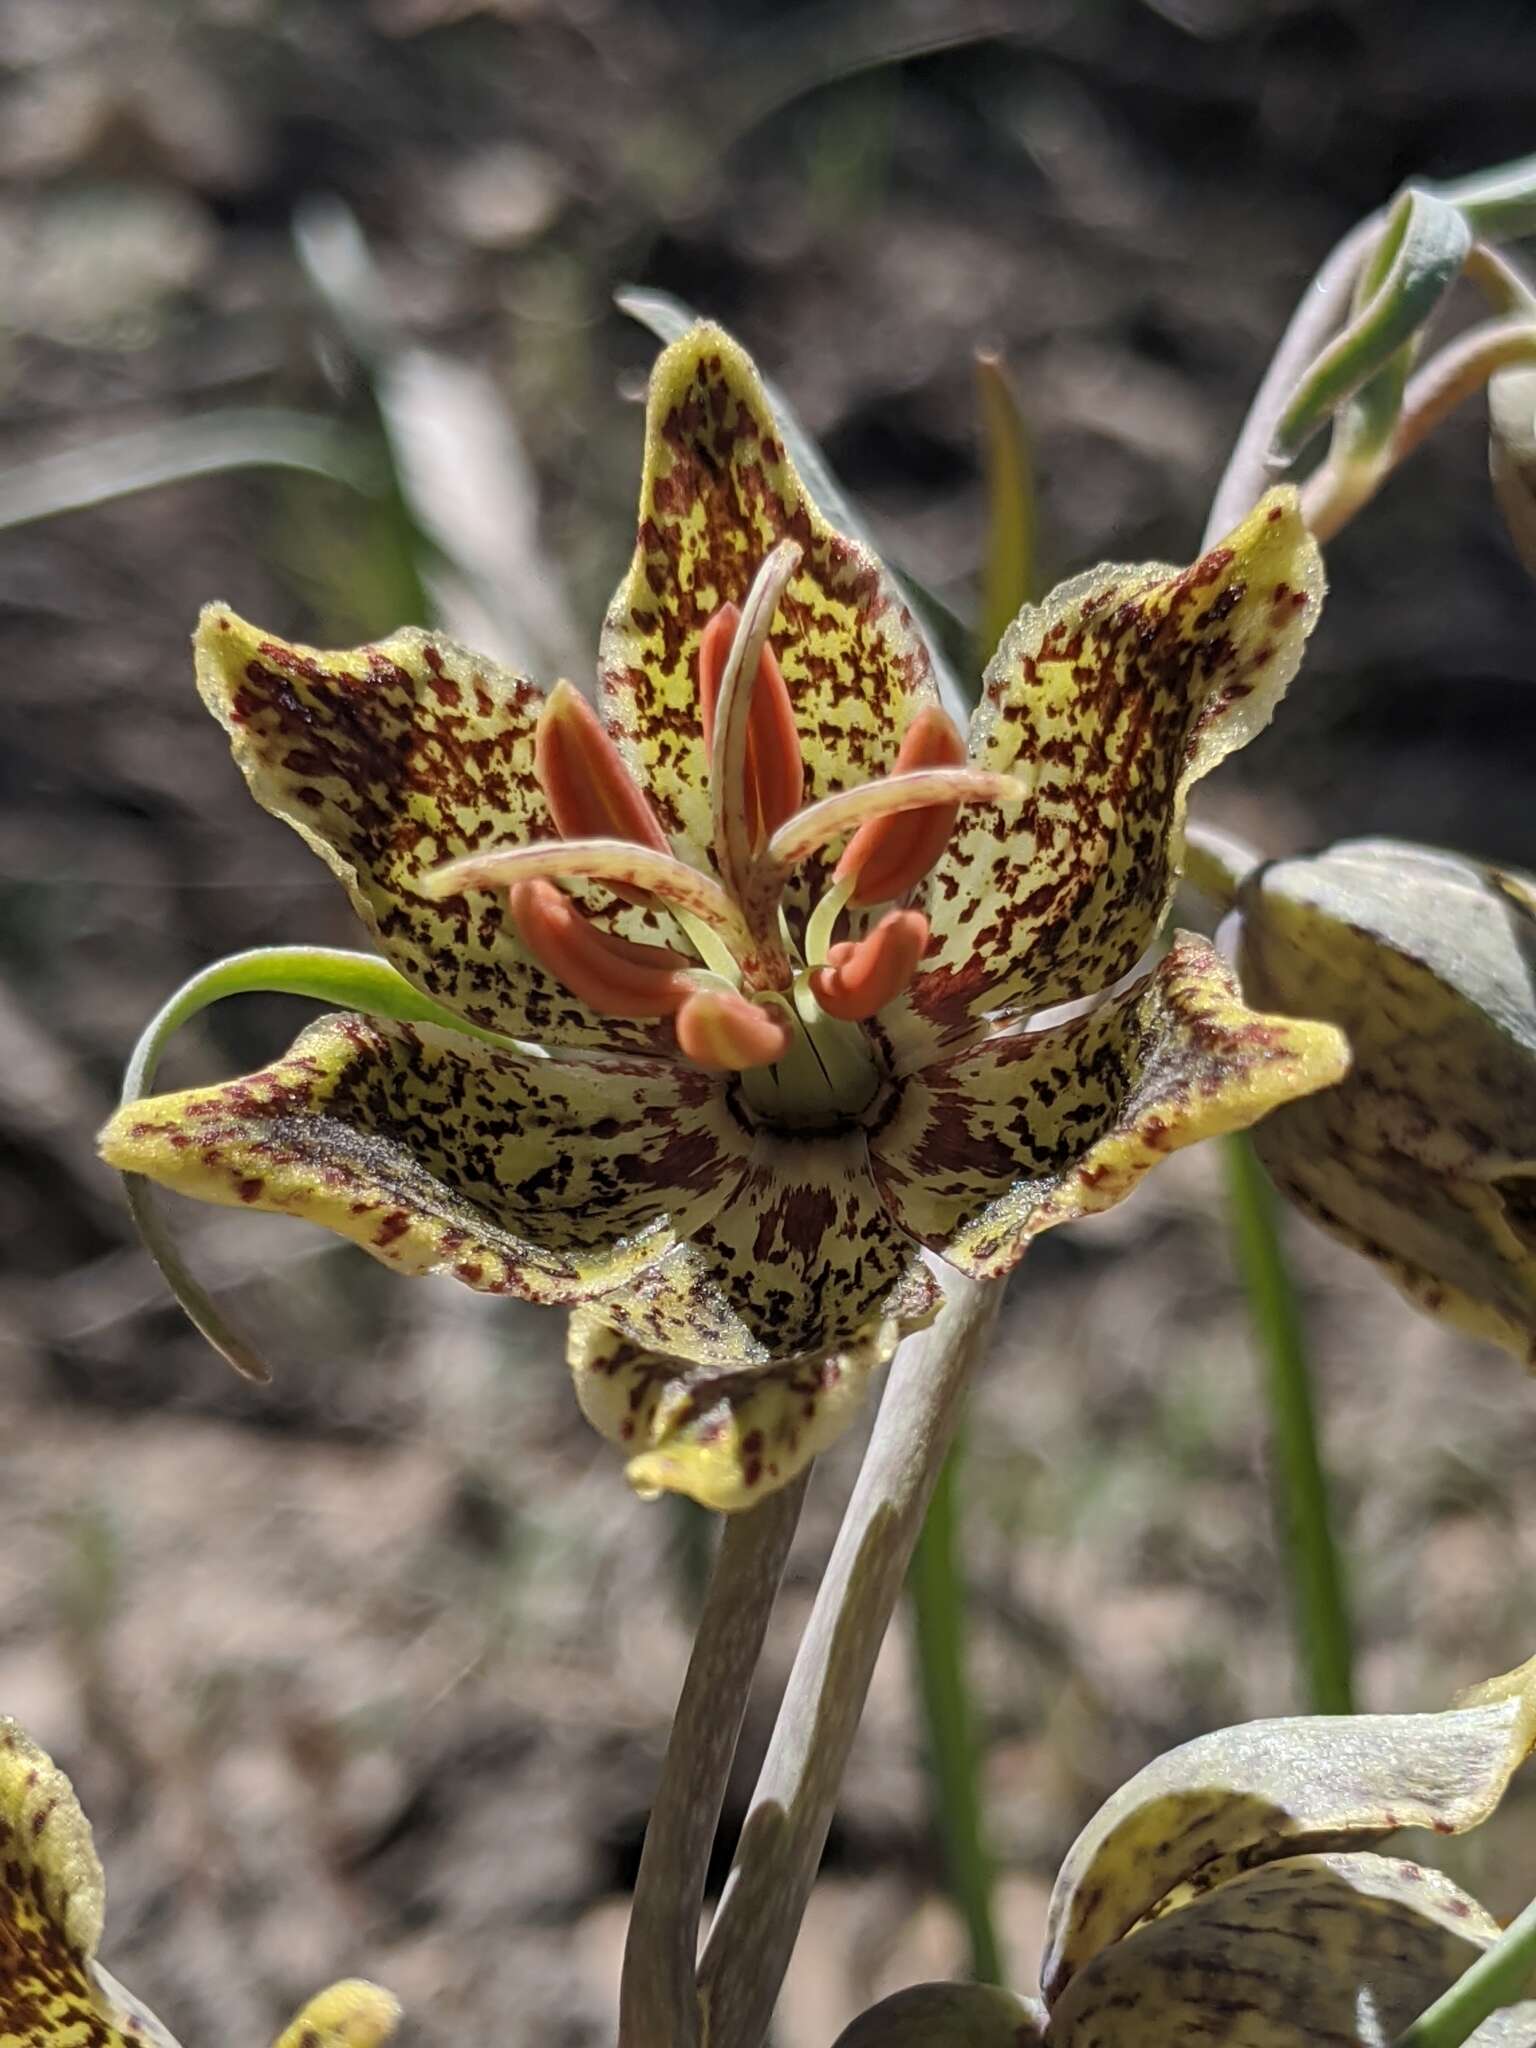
[587, 1124, 940, 1367]
[568, 1304, 915, 1511]
[99, 1011, 749, 1307]
[1041, 1653, 1536, 2002]
[890, 490, 1322, 1065]
[194, 607, 678, 1053]
[1047, 1853, 1504, 2046]
[599, 324, 940, 909]
[871, 933, 1347, 1280]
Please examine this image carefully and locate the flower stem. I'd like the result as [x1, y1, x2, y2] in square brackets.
[1394, 1892, 1536, 2048]
[618, 1471, 809, 2048]
[1204, 215, 1378, 543]
[1303, 318, 1536, 541]
[1223, 1134, 1354, 1714]
[696, 1276, 1001, 2048]
[906, 1431, 1003, 1984]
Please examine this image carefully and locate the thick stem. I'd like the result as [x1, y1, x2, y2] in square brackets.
[907, 1433, 1002, 1984]
[695, 1275, 1002, 2048]
[618, 1472, 810, 2048]
[1223, 1135, 1354, 1715]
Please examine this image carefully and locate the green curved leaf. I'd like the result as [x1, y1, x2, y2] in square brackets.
[1432, 150, 1536, 239]
[1271, 189, 1471, 464]
[117, 946, 497, 1382]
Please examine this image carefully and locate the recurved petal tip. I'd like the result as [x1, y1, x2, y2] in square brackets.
[271, 1981, 402, 2048]
[570, 1308, 902, 1511]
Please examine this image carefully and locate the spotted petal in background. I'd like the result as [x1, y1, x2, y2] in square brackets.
[1234, 838, 1536, 1363]
[0, 1718, 400, 2048]
[1042, 1650, 1536, 1997]
[1047, 1852, 1526, 2048]
[836, 1658, 1536, 2048]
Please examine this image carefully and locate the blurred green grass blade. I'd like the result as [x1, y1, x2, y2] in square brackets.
[617, 284, 974, 723]
[974, 349, 1038, 665]
[118, 945, 499, 1384]
[295, 194, 582, 671]
[707, 1, 1019, 154]
[1271, 189, 1470, 465]
[1224, 1133, 1354, 1715]
[0, 411, 379, 534]
[907, 1434, 1002, 1985]
[1394, 1895, 1536, 2048]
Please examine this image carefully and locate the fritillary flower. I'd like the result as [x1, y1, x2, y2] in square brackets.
[101, 326, 1346, 1508]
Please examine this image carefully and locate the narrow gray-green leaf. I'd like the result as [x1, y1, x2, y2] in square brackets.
[0, 412, 379, 534]
[1271, 190, 1471, 465]
[1432, 151, 1536, 240]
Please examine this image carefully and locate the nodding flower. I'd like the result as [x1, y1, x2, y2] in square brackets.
[835, 1653, 1536, 2048]
[100, 323, 1346, 1510]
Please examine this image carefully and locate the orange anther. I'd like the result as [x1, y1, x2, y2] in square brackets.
[508, 878, 692, 1019]
[836, 707, 967, 905]
[536, 682, 671, 854]
[809, 909, 930, 1022]
[674, 987, 793, 1072]
[698, 604, 804, 848]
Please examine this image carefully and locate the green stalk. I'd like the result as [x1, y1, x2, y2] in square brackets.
[1394, 1893, 1536, 2048]
[907, 1434, 1002, 1983]
[1223, 1134, 1354, 1714]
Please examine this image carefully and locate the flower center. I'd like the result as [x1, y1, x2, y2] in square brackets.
[423, 545, 1022, 1120]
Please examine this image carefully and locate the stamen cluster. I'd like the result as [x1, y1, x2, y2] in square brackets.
[426, 543, 1020, 1090]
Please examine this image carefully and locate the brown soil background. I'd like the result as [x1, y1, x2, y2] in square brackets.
[2, 3, 1535, 2043]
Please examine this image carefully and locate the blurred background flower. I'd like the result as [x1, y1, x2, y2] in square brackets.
[1234, 838, 1536, 1364]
